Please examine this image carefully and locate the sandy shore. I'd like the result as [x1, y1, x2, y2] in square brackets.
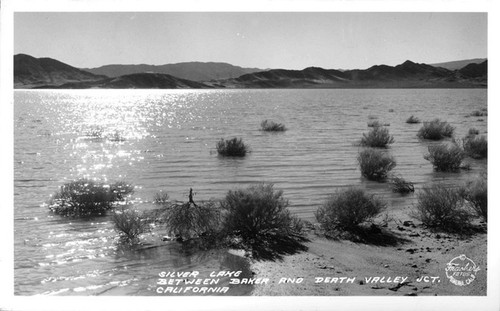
[249, 216, 487, 296]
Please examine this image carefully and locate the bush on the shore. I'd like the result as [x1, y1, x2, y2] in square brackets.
[357, 148, 396, 181]
[406, 115, 421, 124]
[417, 119, 454, 140]
[216, 137, 248, 157]
[462, 135, 487, 159]
[412, 184, 472, 233]
[460, 173, 487, 221]
[220, 184, 307, 257]
[315, 188, 386, 231]
[48, 179, 134, 217]
[360, 126, 395, 148]
[260, 120, 286, 132]
[112, 207, 151, 243]
[424, 143, 465, 171]
[391, 176, 415, 194]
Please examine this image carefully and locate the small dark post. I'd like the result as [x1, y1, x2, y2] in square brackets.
[189, 188, 197, 207]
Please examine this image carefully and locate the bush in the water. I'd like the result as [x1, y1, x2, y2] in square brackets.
[153, 191, 170, 205]
[216, 137, 248, 157]
[462, 135, 487, 159]
[412, 184, 471, 233]
[260, 119, 286, 132]
[357, 148, 396, 181]
[417, 119, 454, 140]
[360, 126, 394, 148]
[161, 200, 222, 241]
[391, 176, 415, 194]
[367, 120, 382, 128]
[424, 143, 465, 171]
[460, 173, 487, 221]
[112, 207, 151, 243]
[470, 110, 487, 117]
[315, 188, 386, 231]
[467, 128, 480, 136]
[48, 179, 134, 217]
[220, 184, 306, 255]
[406, 115, 421, 124]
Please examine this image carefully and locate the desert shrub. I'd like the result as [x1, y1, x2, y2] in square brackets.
[357, 148, 396, 181]
[467, 128, 479, 136]
[220, 184, 306, 253]
[360, 126, 395, 148]
[462, 135, 487, 159]
[216, 137, 248, 157]
[48, 179, 134, 217]
[315, 188, 386, 231]
[112, 207, 151, 243]
[391, 176, 415, 194]
[470, 110, 487, 117]
[424, 143, 465, 171]
[367, 120, 381, 128]
[153, 191, 169, 205]
[406, 115, 421, 124]
[260, 119, 286, 132]
[161, 201, 222, 240]
[417, 119, 454, 140]
[461, 173, 487, 221]
[109, 181, 135, 200]
[412, 184, 472, 233]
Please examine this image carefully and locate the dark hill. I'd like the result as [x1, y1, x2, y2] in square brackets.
[82, 62, 264, 81]
[44, 73, 211, 89]
[14, 54, 106, 88]
[215, 60, 485, 88]
[458, 60, 487, 79]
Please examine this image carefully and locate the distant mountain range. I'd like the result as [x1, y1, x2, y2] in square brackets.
[430, 58, 486, 71]
[82, 62, 264, 81]
[14, 54, 487, 89]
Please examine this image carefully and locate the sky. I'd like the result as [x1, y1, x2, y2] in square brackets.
[14, 12, 487, 70]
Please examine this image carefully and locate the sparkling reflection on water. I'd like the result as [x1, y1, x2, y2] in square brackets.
[14, 89, 487, 295]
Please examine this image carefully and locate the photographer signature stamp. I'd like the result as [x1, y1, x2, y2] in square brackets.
[445, 254, 480, 286]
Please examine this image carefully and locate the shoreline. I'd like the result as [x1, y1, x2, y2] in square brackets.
[248, 219, 487, 296]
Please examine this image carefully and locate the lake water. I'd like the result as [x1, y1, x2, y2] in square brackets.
[14, 89, 487, 295]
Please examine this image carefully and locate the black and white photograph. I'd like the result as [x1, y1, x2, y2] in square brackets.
[1, 0, 498, 310]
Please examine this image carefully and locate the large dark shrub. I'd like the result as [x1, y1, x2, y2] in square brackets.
[260, 119, 286, 132]
[424, 143, 465, 171]
[412, 184, 472, 233]
[216, 137, 248, 157]
[357, 148, 396, 181]
[360, 126, 395, 148]
[161, 201, 222, 241]
[461, 173, 487, 221]
[462, 135, 487, 159]
[417, 119, 454, 140]
[48, 179, 134, 217]
[220, 184, 306, 255]
[112, 207, 151, 243]
[315, 188, 386, 231]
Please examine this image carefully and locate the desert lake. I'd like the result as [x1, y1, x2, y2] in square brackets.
[14, 89, 487, 295]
